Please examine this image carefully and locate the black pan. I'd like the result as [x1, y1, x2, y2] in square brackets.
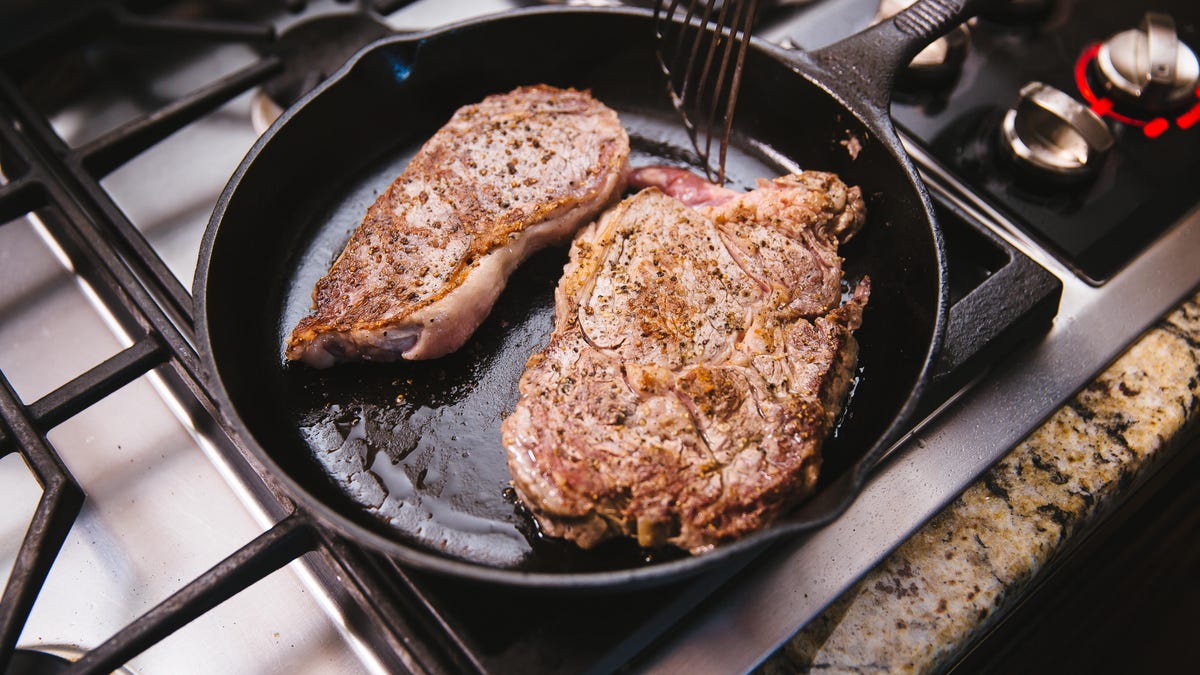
[196, 1, 988, 589]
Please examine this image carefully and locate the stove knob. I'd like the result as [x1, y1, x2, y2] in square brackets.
[1000, 82, 1114, 181]
[1096, 12, 1200, 112]
[875, 0, 970, 82]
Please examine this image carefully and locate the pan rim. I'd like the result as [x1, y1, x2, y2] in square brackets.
[194, 5, 949, 589]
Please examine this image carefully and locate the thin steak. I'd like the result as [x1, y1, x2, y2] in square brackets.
[286, 85, 629, 367]
[501, 171, 868, 553]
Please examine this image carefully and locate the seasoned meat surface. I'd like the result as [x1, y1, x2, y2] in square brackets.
[286, 85, 629, 367]
[501, 171, 868, 553]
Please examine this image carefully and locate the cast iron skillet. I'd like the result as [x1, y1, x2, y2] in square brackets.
[196, 1, 990, 589]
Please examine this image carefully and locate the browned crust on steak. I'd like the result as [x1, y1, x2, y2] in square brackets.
[501, 172, 868, 553]
[287, 85, 629, 366]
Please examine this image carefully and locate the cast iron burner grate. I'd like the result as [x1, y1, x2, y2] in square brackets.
[0, 1, 1059, 673]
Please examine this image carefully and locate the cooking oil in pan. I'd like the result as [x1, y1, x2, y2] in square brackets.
[288, 244, 565, 566]
[276, 105, 839, 570]
[301, 400, 531, 566]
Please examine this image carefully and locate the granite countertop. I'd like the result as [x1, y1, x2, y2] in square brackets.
[759, 289, 1200, 673]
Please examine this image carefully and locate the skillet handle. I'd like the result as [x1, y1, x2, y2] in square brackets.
[810, 0, 995, 110]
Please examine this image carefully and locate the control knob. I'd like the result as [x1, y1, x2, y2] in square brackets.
[1096, 12, 1199, 112]
[1000, 81, 1114, 182]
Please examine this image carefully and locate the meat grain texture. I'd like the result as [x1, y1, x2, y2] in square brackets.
[287, 85, 629, 367]
[502, 171, 869, 553]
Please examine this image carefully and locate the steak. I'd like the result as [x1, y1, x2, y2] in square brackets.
[286, 85, 629, 367]
[501, 171, 868, 553]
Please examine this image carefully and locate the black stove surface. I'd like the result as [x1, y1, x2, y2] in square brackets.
[776, 0, 1200, 284]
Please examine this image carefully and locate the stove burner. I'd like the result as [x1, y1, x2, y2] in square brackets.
[252, 13, 395, 133]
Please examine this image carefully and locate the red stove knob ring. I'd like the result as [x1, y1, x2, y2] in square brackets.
[1075, 12, 1200, 138]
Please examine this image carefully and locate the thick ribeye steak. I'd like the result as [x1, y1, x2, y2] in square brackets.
[501, 171, 868, 552]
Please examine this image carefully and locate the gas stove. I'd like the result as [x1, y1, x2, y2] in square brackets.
[0, 1, 1196, 674]
[770, 0, 1200, 285]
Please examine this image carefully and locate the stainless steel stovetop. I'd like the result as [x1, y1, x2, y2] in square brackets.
[1, 1, 1197, 673]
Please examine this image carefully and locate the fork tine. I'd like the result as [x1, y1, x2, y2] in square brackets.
[656, 1, 708, 110]
[698, 0, 745, 185]
[694, 0, 733, 135]
[654, 0, 758, 186]
[655, 2, 702, 158]
[675, 1, 718, 110]
[715, 0, 757, 185]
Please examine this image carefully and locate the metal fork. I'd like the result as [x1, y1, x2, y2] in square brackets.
[654, 0, 760, 186]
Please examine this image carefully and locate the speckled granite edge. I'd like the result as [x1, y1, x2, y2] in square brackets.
[758, 289, 1200, 675]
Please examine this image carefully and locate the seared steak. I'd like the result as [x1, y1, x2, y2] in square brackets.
[501, 171, 868, 552]
[286, 85, 629, 367]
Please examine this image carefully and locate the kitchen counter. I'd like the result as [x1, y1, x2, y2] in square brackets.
[759, 288, 1200, 673]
